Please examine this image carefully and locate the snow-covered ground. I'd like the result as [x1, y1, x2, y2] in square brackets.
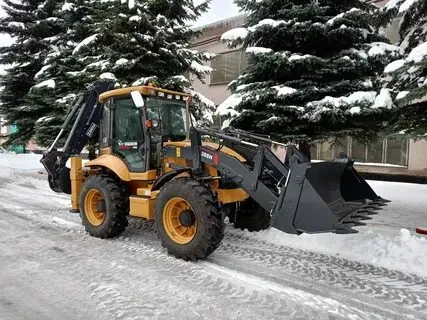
[1, 153, 427, 320]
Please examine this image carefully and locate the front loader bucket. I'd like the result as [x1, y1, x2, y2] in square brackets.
[270, 157, 387, 235]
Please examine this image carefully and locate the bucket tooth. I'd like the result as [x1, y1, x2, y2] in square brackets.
[356, 209, 378, 215]
[363, 205, 382, 210]
[346, 221, 367, 227]
[370, 201, 388, 207]
[375, 197, 391, 203]
[351, 215, 372, 221]
[335, 227, 359, 234]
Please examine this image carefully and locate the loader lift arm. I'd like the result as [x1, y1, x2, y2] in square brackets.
[40, 81, 115, 194]
[163, 126, 388, 235]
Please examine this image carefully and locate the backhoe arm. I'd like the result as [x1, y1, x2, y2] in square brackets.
[40, 81, 115, 194]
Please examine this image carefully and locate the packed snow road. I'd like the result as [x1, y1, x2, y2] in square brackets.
[1, 154, 427, 320]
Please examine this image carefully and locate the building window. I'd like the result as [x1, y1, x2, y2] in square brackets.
[210, 50, 247, 85]
[311, 137, 409, 166]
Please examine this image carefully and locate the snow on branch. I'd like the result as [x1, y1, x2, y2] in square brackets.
[384, 59, 405, 73]
[386, 0, 421, 12]
[383, 42, 427, 73]
[99, 73, 116, 81]
[309, 91, 377, 108]
[34, 65, 51, 79]
[221, 28, 248, 41]
[288, 54, 313, 61]
[272, 85, 297, 96]
[217, 94, 243, 117]
[407, 42, 427, 63]
[190, 61, 212, 74]
[372, 89, 393, 109]
[326, 8, 360, 26]
[61, 2, 74, 12]
[7, 22, 25, 29]
[246, 47, 272, 55]
[73, 34, 98, 55]
[33, 79, 56, 89]
[368, 42, 403, 57]
[248, 19, 292, 32]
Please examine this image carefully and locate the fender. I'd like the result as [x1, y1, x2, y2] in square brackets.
[151, 167, 193, 191]
[85, 154, 132, 181]
[84, 154, 157, 181]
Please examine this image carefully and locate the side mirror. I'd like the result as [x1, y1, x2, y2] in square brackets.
[131, 91, 145, 108]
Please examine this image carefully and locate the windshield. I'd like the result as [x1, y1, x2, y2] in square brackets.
[145, 97, 188, 140]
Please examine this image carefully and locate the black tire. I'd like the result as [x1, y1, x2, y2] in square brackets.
[155, 178, 225, 261]
[79, 174, 129, 238]
[233, 199, 271, 232]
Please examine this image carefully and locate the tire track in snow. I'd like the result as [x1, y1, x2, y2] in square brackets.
[225, 232, 427, 288]
[0, 205, 383, 320]
[1, 179, 426, 319]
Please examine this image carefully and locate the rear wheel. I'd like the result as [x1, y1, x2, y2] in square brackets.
[233, 199, 271, 232]
[155, 178, 225, 261]
[79, 174, 129, 238]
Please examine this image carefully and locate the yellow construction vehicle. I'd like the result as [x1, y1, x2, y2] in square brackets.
[41, 81, 388, 260]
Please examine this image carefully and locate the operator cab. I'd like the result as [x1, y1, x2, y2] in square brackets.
[98, 86, 191, 173]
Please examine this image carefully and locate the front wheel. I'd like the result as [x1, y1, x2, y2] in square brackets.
[233, 199, 271, 232]
[79, 174, 129, 238]
[155, 178, 225, 261]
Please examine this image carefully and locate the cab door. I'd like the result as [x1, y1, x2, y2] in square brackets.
[110, 96, 148, 172]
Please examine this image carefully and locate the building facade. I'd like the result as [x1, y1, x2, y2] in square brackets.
[190, 10, 427, 178]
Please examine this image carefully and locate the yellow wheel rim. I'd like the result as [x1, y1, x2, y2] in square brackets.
[163, 197, 197, 245]
[84, 189, 106, 226]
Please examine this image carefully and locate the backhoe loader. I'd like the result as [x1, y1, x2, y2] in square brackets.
[41, 81, 388, 260]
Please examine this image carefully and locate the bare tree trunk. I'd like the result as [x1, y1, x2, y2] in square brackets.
[298, 141, 312, 161]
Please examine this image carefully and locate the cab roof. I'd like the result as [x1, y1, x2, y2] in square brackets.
[98, 85, 192, 103]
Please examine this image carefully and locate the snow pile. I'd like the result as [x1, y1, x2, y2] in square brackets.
[0, 153, 43, 171]
[221, 28, 248, 41]
[233, 179, 427, 277]
[241, 227, 427, 277]
[0, 153, 45, 183]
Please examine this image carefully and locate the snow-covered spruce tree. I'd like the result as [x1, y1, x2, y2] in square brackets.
[32, 0, 214, 146]
[0, 0, 64, 145]
[381, 0, 427, 136]
[28, 0, 101, 145]
[219, 0, 400, 155]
